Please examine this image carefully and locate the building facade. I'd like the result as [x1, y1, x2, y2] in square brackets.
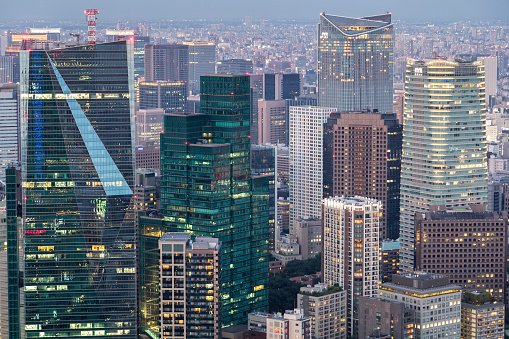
[138, 81, 187, 112]
[0, 83, 17, 182]
[399, 58, 487, 272]
[258, 99, 286, 145]
[322, 196, 381, 335]
[317, 13, 393, 112]
[414, 205, 508, 303]
[184, 42, 216, 94]
[159, 233, 221, 339]
[144, 44, 188, 83]
[297, 283, 347, 339]
[290, 106, 336, 230]
[135, 108, 164, 145]
[19, 41, 137, 338]
[358, 297, 413, 339]
[293, 218, 321, 260]
[323, 112, 402, 239]
[379, 273, 462, 339]
[461, 291, 504, 339]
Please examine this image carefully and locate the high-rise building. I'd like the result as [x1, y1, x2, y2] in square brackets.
[139, 74, 269, 330]
[317, 13, 393, 112]
[216, 59, 253, 74]
[380, 239, 399, 283]
[138, 81, 187, 112]
[133, 35, 150, 80]
[18, 41, 137, 338]
[135, 170, 160, 212]
[159, 233, 221, 339]
[0, 83, 18, 182]
[290, 106, 336, 230]
[414, 205, 507, 303]
[0, 56, 14, 83]
[297, 283, 347, 339]
[144, 44, 189, 83]
[461, 291, 504, 339]
[183, 42, 216, 94]
[478, 56, 497, 108]
[135, 108, 164, 145]
[399, 58, 487, 272]
[323, 111, 402, 239]
[0, 199, 8, 339]
[285, 97, 317, 146]
[322, 196, 381, 335]
[257, 99, 286, 144]
[379, 272, 462, 339]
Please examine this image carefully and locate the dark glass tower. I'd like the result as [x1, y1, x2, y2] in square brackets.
[139, 74, 269, 331]
[18, 41, 137, 338]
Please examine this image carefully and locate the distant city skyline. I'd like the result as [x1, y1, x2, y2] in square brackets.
[0, 0, 508, 22]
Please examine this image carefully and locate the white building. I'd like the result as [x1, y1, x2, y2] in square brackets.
[298, 283, 347, 339]
[0, 83, 17, 182]
[478, 56, 497, 107]
[289, 106, 336, 232]
[322, 196, 381, 335]
[267, 309, 311, 339]
[379, 272, 462, 339]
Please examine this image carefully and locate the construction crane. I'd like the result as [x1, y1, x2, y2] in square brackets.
[69, 33, 80, 44]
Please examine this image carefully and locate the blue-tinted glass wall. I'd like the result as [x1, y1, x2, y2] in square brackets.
[19, 41, 137, 338]
[318, 13, 393, 112]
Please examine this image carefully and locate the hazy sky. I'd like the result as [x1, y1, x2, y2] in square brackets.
[1, 0, 507, 22]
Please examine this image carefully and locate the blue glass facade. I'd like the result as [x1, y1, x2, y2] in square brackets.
[18, 41, 137, 338]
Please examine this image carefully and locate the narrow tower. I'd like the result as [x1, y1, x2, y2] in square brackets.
[85, 9, 99, 45]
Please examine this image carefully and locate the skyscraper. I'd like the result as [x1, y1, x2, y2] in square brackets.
[322, 196, 381, 335]
[323, 111, 402, 239]
[138, 81, 187, 112]
[144, 44, 189, 83]
[399, 58, 487, 272]
[139, 74, 269, 330]
[183, 42, 216, 94]
[0, 83, 18, 182]
[290, 106, 336, 230]
[18, 41, 137, 338]
[317, 13, 393, 112]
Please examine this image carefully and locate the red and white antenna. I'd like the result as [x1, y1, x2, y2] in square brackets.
[85, 9, 99, 45]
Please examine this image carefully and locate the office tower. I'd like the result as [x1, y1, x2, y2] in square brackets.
[159, 233, 221, 339]
[317, 13, 393, 112]
[135, 170, 160, 212]
[293, 218, 321, 260]
[414, 205, 507, 302]
[323, 111, 402, 239]
[134, 35, 150, 80]
[4, 48, 19, 83]
[399, 59, 487, 272]
[257, 99, 286, 144]
[461, 291, 504, 339]
[251, 144, 276, 251]
[267, 309, 311, 339]
[0, 201, 8, 339]
[276, 145, 289, 186]
[144, 44, 189, 83]
[297, 283, 347, 339]
[0, 56, 14, 83]
[139, 74, 269, 330]
[277, 192, 290, 234]
[0, 83, 18, 182]
[379, 273, 462, 339]
[260, 73, 302, 101]
[393, 92, 404, 124]
[135, 143, 160, 173]
[135, 108, 164, 145]
[6, 165, 22, 339]
[285, 97, 317, 146]
[138, 81, 187, 112]
[358, 297, 413, 339]
[183, 42, 216, 94]
[18, 41, 137, 338]
[216, 59, 253, 74]
[478, 56, 497, 108]
[380, 239, 399, 283]
[290, 106, 336, 230]
[322, 196, 381, 335]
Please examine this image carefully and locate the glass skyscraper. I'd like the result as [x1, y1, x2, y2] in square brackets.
[399, 58, 487, 272]
[317, 13, 393, 112]
[18, 41, 137, 338]
[139, 74, 269, 332]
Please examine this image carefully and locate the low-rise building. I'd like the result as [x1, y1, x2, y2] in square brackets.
[358, 297, 414, 339]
